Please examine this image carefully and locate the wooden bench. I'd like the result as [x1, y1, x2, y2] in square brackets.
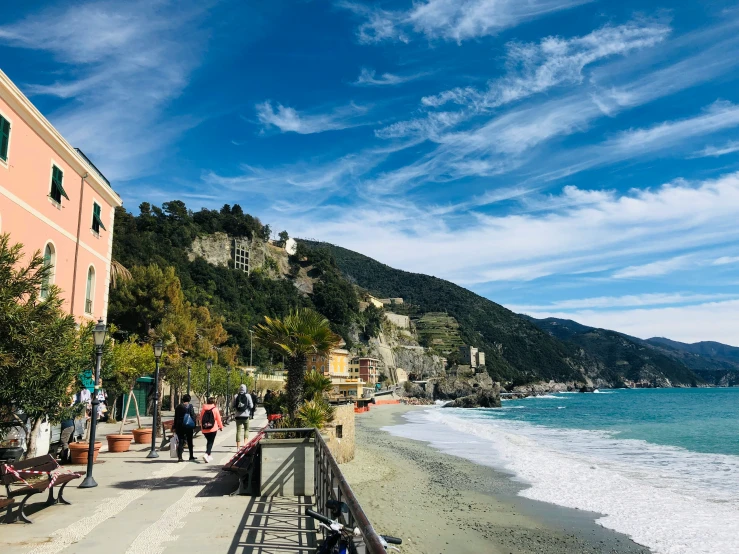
[1, 455, 83, 523]
[160, 419, 201, 450]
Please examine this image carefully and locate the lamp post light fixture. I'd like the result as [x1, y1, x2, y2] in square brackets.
[249, 329, 254, 368]
[80, 318, 107, 489]
[147, 340, 164, 459]
[206, 358, 213, 397]
[187, 363, 191, 396]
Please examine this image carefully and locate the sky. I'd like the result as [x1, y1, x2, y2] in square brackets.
[2, 0, 739, 345]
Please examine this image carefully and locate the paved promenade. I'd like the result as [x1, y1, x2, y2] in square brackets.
[1, 409, 317, 554]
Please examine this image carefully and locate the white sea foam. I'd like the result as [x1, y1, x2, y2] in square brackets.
[524, 394, 561, 399]
[384, 408, 739, 554]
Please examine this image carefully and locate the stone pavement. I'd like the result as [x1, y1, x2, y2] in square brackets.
[1, 408, 319, 554]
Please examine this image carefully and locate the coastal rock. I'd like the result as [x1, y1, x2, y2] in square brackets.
[434, 373, 495, 400]
[400, 381, 432, 400]
[445, 389, 501, 408]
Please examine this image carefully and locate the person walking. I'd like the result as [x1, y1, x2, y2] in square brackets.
[199, 396, 223, 463]
[59, 415, 75, 464]
[249, 390, 258, 419]
[263, 389, 274, 416]
[174, 394, 197, 462]
[233, 384, 254, 449]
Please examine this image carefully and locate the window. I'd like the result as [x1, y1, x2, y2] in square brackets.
[49, 165, 69, 204]
[233, 238, 249, 273]
[0, 114, 10, 162]
[85, 266, 95, 315]
[91, 202, 106, 234]
[40, 243, 55, 299]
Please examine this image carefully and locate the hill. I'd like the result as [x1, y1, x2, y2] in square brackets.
[644, 337, 739, 386]
[300, 240, 602, 385]
[527, 318, 700, 387]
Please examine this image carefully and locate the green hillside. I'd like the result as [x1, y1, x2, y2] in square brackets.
[300, 240, 586, 384]
[529, 318, 700, 386]
[644, 337, 739, 386]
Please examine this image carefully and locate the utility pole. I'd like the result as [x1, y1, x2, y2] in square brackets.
[249, 329, 254, 367]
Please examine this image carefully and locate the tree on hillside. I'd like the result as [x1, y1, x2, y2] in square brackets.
[254, 309, 341, 418]
[0, 234, 87, 456]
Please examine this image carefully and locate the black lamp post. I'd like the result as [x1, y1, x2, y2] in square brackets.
[206, 358, 213, 397]
[226, 365, 231, 423]
[147, 340, 164, 459]
[187, 363, 191, 396]
[80, 318, 107, 489]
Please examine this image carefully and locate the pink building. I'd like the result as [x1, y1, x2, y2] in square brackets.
[0, 70, 122, 322]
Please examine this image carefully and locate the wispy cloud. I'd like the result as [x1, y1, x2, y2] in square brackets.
[713, 256, 739, 266]
[612, 255, 694, 279]
[692, 140, 739, 158]
[340, 0, 589, 44]
[0, 0, 209, 181]
[255, 101, 370, 134]
[353, 67, 426, 86]
[510, 293, 739, 311]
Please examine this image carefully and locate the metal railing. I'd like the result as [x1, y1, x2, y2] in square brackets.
[261, 427, 386, 553]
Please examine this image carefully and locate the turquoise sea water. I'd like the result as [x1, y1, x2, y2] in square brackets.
[386, 388, 739, 554]
[498, 388, 739, 455]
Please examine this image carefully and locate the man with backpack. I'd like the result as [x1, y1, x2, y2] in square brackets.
[199, 396, 223, 463]
[233, 384, 254, 449]
[174, 394, 197, 462]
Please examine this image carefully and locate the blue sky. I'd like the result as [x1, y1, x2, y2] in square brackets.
[2, 0, 739, 344]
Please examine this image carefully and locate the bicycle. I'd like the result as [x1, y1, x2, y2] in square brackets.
[307, 500, 402, 554]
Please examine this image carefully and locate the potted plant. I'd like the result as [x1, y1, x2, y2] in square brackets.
[69, 440, 102, 464]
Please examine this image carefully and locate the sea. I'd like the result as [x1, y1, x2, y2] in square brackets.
[384, 388, 739, 554]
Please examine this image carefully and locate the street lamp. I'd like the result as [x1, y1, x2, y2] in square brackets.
[206, 358, 213, 397]
[249, 330, 254, 368]
[80, 318, 107, 488]
[147, 340, 164, 459]
[187, 362, 191, 396]
[225, 366, 232, 423]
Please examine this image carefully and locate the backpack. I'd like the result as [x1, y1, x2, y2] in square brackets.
[235, 393, 249, 411]
[201, 407, 216, 430]
[183, 405, 195, 428]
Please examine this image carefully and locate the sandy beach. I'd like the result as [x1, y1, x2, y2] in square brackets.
[341, 404, 651, 554]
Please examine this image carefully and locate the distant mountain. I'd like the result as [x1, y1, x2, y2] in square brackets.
[644, 337, 739, 386]
[526, 317, 701, 387]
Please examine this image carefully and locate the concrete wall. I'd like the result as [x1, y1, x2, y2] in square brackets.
[384, 312, 410, 329]
[321, 403, 355, 464]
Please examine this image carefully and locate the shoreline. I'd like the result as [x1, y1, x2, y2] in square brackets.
[342, 404, 650, 554]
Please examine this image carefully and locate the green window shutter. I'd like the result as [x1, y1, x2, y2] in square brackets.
[92, 203, 106, 232]
[0, 116, 9, 161]
[51, 166, 70, 201]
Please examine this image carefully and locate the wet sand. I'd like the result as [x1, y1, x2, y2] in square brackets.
[341, 404, 651, 554]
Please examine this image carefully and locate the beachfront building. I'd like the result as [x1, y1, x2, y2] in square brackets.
[459, 345, 486, 368]
[309, 348, 351, 379]
[0, 70, 122, 322]
[349, 357, 382, 385]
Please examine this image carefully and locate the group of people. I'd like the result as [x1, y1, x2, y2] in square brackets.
[172, 385, 258, 463]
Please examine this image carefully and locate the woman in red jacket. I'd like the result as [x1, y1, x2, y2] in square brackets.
[199, 396, 223, 463]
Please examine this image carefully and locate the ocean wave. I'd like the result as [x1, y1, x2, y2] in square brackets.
[384, 409, 739, 554]
[524, 394, 563, 399]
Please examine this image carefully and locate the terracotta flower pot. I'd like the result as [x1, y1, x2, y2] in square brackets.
[132, 428, 153, 444]
[69, 441, 102, 465]
[106, 434, 133, 453]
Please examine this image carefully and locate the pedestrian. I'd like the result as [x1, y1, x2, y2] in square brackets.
[174, 394, 197, 462]
[233, 384, 254, 449]
[199, 396, 223, 463]
[59, 414, 75, 464]
[249, 390, 258, 419]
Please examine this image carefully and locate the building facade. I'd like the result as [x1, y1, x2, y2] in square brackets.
[0, 70, 122, 322]
[349, 357, 381, 384]
[308, 348, 350, 379]
[459, 345, 485, 368]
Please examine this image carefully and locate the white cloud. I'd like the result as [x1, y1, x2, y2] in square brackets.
[353, 67, 425, 86]
[282, 172, 739, 285]
[423, 22, 669, 110]
[341, 0, 589, 44]
[713, 256, 739, 266]
[517, 300, 739, 345]
[255, 101, 369, 134]
[693, 140, 739, 158]
[612, 255, 694, 279]
[0, 0, 207, 181]
[509, 293, 739, 311]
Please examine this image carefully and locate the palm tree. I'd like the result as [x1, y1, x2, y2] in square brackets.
[254, 308, 341, 418]
[110, 259, 132, 289]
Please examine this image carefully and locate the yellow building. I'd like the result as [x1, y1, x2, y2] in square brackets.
[331, 380, 365, 399]
[308, 348, 350, 379]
